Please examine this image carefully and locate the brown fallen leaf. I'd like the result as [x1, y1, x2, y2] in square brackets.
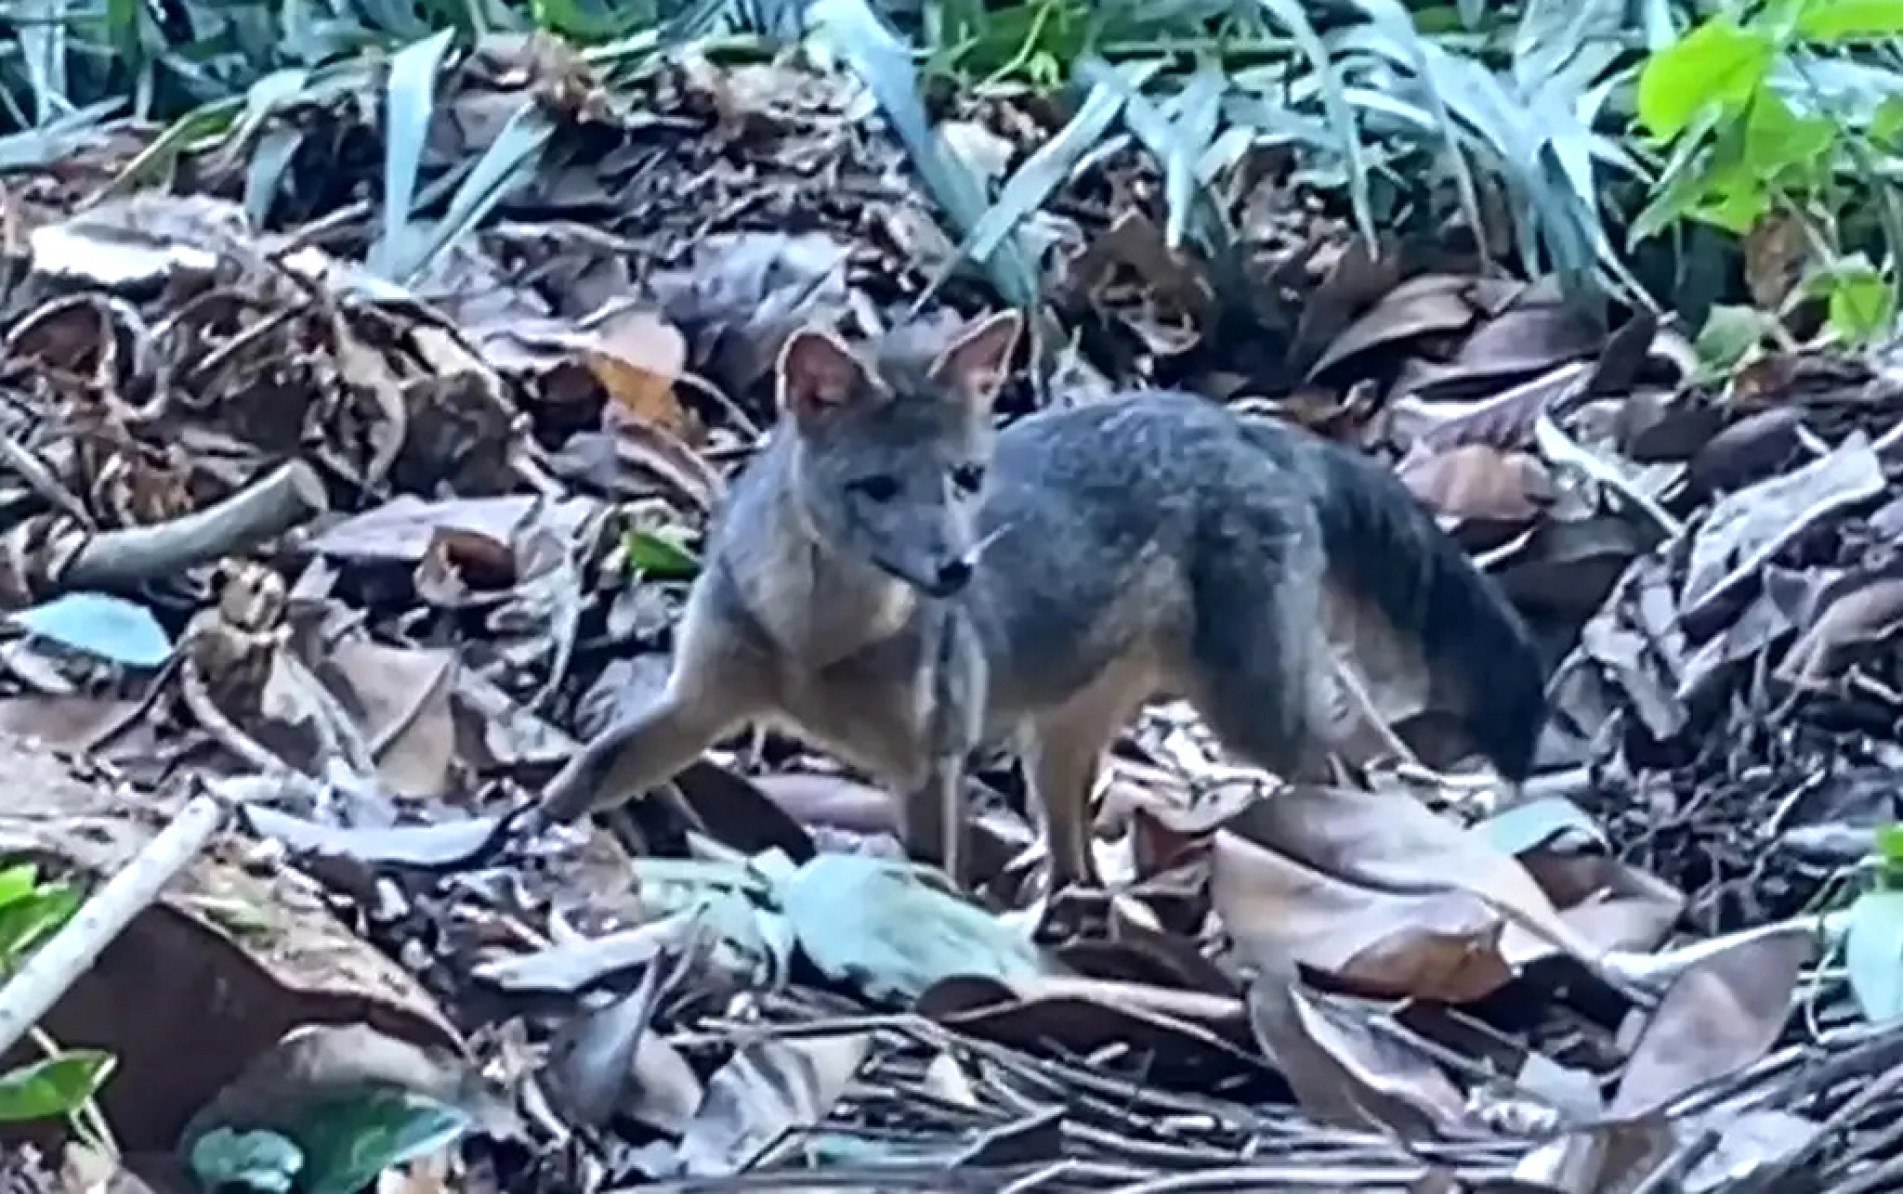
[1231, 785, 1604, 968]
[675, 1031, 871, 1175]
[1396, 443, 1553, 528]
[1246, 975, 1473, 1138]
[583, 306, 691, 435]
[1211, 830, 1510, 1001]
[1608, 924, 1814, 1120]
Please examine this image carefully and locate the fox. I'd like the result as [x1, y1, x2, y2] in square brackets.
[522, 310, 1547, 913]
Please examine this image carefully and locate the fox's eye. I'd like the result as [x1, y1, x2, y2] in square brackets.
[951, 463, 986, 494]
[851, 475, 900, 503]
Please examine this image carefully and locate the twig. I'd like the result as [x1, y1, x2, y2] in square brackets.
[58, 460, 328, 592]
[0, 790, 227, 1060]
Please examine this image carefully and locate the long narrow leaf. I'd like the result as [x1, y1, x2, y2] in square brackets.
[965, 75, 1137, 262]
[372, 28, 456, 277]
[808, 0, 1040, 310]
[399, 99, 556, 284]
[1354, 0, 1490, 271]
[1165, 65, 1225, 252]
[19, 0, 70, 127]
[1255, 0, 1375, 247]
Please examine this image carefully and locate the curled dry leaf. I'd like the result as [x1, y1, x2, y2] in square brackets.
[1231, 785, 1604, 968]
[1246, 976, 1472, 1139]
[1608, 924, 1814, 1121]
[1211, 830, 1511, 1002]
[581, 306, 691, 435]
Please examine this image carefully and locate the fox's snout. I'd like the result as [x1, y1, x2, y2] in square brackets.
[923, 553, 975, 597]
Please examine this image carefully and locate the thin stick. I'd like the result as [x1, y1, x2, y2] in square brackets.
[0, 791, 227, 1060]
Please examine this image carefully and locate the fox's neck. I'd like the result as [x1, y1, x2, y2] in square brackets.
[727, 435, 919, 666]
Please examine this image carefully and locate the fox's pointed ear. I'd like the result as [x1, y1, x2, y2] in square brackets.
[777, 328, 871, 427]
[929, 310, 1022, 413]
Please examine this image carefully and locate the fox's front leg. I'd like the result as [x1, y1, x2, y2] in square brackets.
[533, 598, 764, 831]
[902, 607, 986, 888]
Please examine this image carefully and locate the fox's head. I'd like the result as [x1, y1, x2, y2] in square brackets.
[773, 311, 1023, 599]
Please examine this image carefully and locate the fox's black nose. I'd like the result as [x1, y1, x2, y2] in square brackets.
[933, 557, 974, 594]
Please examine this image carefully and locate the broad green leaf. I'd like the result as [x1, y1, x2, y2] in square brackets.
[1743, 88, 1835, 184]
[1636, 18, 1774, 141]
[1695, 305, 1778, 372]
[777, 853, 1052, 1005]
[1818, 258, 1896, 345]
[297, 1091, 471, 1194]
[625, 527, 700, 579]
[190, 1128, 304, 1193]
[1874, 94, 1903, 144]
[0, 1052, 114, 1122]
[1877, 823, 1903, 887]
[1847, 888, 1903, 1021]
[0, 866, 39, 908]
[397, 99, 555, 283]
[371, 28, 457, 277]
[1796, 0, 1903, 41]
[0, 882, 83, 962]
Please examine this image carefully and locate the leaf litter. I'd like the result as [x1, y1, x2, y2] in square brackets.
[0, 26, 1901, 1194]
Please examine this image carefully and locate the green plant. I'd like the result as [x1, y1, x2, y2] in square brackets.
[1634, 0, 1903, 346]
[0, 864, 117, 1145]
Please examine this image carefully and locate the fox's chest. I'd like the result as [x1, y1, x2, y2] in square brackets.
[764, 632, 938, 784]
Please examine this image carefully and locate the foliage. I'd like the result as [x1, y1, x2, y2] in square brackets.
[1634, 1, 1903, 344]
[0, 865, 116, 1130]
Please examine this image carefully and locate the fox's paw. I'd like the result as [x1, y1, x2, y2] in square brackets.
[1034, 884, 1112, 944]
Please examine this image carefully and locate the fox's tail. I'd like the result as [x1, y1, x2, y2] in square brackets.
[1250, 421, 1547, 780]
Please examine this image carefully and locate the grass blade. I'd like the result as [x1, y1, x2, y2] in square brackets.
[19, 0, 71, 127]
[1165, 65, 1224, 252]
[372, 28, 457, 277]
[399, 98, 555, 284]
[808, 0, 1041, 310]
[1254, 0, 1375, 247]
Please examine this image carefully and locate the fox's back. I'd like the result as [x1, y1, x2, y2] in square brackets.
[971, 393, 1320, 714]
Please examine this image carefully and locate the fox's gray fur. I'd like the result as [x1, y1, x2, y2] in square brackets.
[532, 312, 1547, 896]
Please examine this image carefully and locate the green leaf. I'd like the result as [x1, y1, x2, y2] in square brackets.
[1848, 888, 1903, 1021]
[190, 1128, 305, 1193]
[1829, 268, 1896, 345]
[297, 1091, 471, 1194]
[0, 865, 41, 909]
[18, 0, 70, 128]
[1742, 88, 1835, 184]
[1873, 94, 1903, 145]
[1796, 0, 1903, 42]
[1695, 305, 1779, 372]
[0, 882, 83, 961]
[1636, 17, 1775, 141]
[625, 527, 700, 579]
[1809, 255, 1897, 345]
[371, 29, 457, 277]
[0, 1052, 114, 1122]
[808, 0, 1041, 311]
[1876, 823, 1903, 888]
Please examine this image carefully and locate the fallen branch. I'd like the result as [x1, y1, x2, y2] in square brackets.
[57, 460, 328, 592]
[0, 789, 227, 1061]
